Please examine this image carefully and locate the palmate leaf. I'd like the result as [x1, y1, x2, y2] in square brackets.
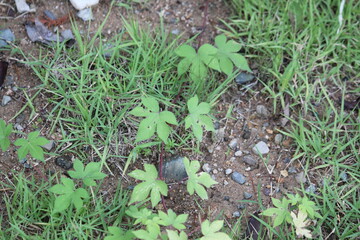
[184, 95, 215, 142]
[14, 131, 49, 161]
[68, 159, 107, 186]
[207, 35, 251, 75]
[200, 220, 231, 240]
[133, 222, 160, 240]
[129, 97, 178, 143]
[125, 206, 156, 225]
[0, 119, 12, 151]
[48, 177, 89, 212]
[167, 230, 188, 240]
[262, 197, 292, 227]
[128, 164, 168, 207]
[183, 158, 217, 200]
[175, 44, 217, 81]
[291, 211, 313, 239]
[158, 209, 188, 230]
[104, 227, 134, 240]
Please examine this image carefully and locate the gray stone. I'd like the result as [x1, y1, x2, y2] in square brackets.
[215, 128, 225, 142]
[243, 192, 253, 199]
[14, 123, 24, 131]
[0, 29, 15, 47]
[229, 138, 238, 150]
[15, 0, 30, 13]
[340, 172, 348, 181]
[256, 105, 269, 118]
[305, 184, 316, 194]
[238, 204, 246, 210]
[214, 121, 220, 130]
[225, 169, 232, 175]
[55, 156, 73, 170]
[235, 72, 255, 85]
[171, 29, 180, 35]
[232, 211, 241, 218]
[288, 166, 297, 173]
[77, 8, 94, 21]
[242, 155, 258, 166]
[263, 188, 271, 196]
[162, 156, 188, 182]
[252, 141, 270, 155]
[223, 180, 229, 186]
[212, 169, 218, 174]
[235, 150, 243, 157]
[242, 128, 251, 139]
[1, 96, 11, 106]
[42, 140, 55, 151]
[274, 134, 283, 145]
[231, 172, 246, 185]
[295, 171, 307, 184]
[70, 0, 99, 10]
[202, 163, 211, 173]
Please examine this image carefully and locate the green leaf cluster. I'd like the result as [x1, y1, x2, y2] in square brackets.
[48, 177, 89, 212]
[68, 159, 107, 186]
[0, 119, 12, 151]
[183, 157, 217, 200]
[14, 131, 49, 161]
[200, 220, 231, 240]
[129, 97, 178, 143]
[128, 164, 168, 207]
[185, 95, 215, 141]
[104, 227, 134, 240]
[175, 35, 251, 80]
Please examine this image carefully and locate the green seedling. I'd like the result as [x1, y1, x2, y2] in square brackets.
[184, 95, 215, 142]
[128, 164, 168, 207]
[183, 157, 217, 200]
[48, 177, 89, 212]
[166, 230, 188, 240]
[158, 209, 188, 230]
[104, 227, 134, 240]
[0, 119, 12, 151]
[14, 131, 49, 161]
[200, 220, 232, 240]
[129, 97, 178, 143]
[68, 159, 107, 186]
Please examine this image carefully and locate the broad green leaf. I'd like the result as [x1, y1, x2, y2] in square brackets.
[126, 206, 155, 225]
[104, 226, 135, 240]
[68, 159, 107, 186]
[262, 197, 291, 227]
[184, 96, 215, 141]
[299, 197, 320, 219]
[48, 177, 89, 212]
[128, 164, 168, 207]
[133, 223, 160, 240]
[167, 230, 188, 240]
[175, 45, 196, 58]
[0, 119, 12, 151]
[158, 209, 188, 230]
[14, 131, 49, 161]
[183, 158, 217, 200]
[200, 220, 231, 240]
[129, 98, 177, 144]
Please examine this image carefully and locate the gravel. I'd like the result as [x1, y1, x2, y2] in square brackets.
[202, 163, 211, 173]
[1, 96, 11, 106]
[231, 172, 246, 185]
[228, 138, 238, 150]
[243, 192, 253, 199]
[42, 140, 55, 151]
[235, 150, 243, 157]
[225, 169, 232, 175]
[232, 211, 241, 218]
[242, 155, 258, 166]
[305, 184, 316, 194]
[256, 105, 269, 118]
[235, 72, 255, 85]
[55, 156, 73, 170]
[162, 156, 188, 182]
[295, 171, 307, 184]
[274, 134, 283, 145]
[252, 141, 270, 155]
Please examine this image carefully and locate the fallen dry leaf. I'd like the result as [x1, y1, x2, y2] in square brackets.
[280, 170, 289, 177]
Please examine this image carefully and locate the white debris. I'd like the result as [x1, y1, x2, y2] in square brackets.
[70, 0, 99, 10]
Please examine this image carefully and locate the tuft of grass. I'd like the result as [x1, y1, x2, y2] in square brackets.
[0, 172, 130, 239]
[222, 0, 360, 238]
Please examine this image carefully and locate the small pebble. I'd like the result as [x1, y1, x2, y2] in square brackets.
[288, 166, 297, 173]
[235, 150, 243, 157]
[274, 134, 283, 145]
[224, 196, 230, 201]
[242, 155, 258, 166]
[340, 172, 348, 181]
[252, 141, 270, 155]
[171, 29, 180, 35]
[243, 192, 253, 199]
[55, 156, 73, 170]
[42, 140, 55, 151]
[231, 172, 246, 185]
[214, 121, 220, 130]
[232, 211, 241, 218]
[283, 157, 291, 164]
[224, 180, 229, 186]
[225, 169, 232, 175]
[212, 169, 218, 174]
[256, 105, 269, 118]
[242, 128, 251, 139]
[238, 204, 246, 210]
[235, 72, 254, 85]
[228, 138, 238, 150]
[1, 96, 11, 106]
[202, 163, 211, 173]
[306, 184, 316, 194]
[263, 188, 271, 196]
[14, 123, 24, 131]
[295, 171, 307, 184]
